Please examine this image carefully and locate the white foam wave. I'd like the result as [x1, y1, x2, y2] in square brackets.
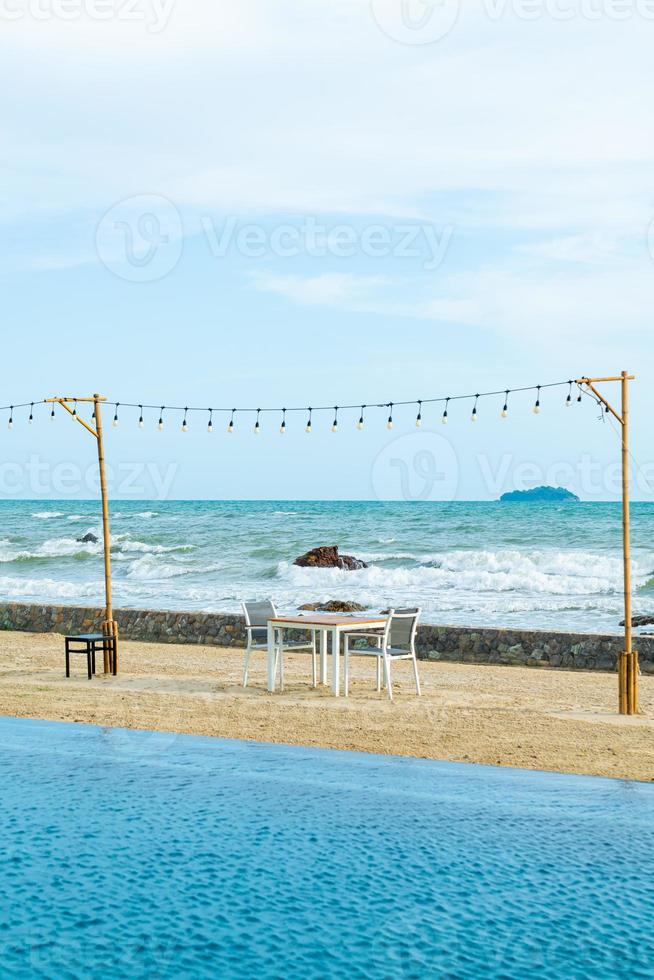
[276, 548, 649, 599]
[32, 511, 65, 519]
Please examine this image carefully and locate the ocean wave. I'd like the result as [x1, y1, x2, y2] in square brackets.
[275, 548, 646, 598]
[32, 511, 65, 520]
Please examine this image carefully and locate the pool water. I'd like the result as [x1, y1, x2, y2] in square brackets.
[1, 717, 653, 979]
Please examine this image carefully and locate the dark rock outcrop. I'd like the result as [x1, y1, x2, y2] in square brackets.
[299, 600, 369, 613]
[293, 546, 368, 570]
[77, 532, 99, 544]
[620, 614, 654, 628]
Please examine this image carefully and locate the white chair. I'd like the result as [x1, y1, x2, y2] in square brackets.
[343, 608, 422, 700]
[241, 600, 317, 690]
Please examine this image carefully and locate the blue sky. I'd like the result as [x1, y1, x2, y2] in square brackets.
[1, 1, 653, 500]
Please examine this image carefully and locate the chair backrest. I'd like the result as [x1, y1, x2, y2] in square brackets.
[386, 607, 421, 650]
[242, 599, 277, 628]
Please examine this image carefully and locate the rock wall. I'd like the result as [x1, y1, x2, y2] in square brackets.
[1, 602, 652, 673]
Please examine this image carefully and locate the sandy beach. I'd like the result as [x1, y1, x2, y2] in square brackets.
[1, 629, 653, 782]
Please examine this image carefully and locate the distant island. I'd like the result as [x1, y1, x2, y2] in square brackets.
[500, 486, 579, 503]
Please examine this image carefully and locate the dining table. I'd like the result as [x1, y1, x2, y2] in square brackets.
[267, 614, 387, 696]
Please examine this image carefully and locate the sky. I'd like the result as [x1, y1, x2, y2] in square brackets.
[1, 0, 653, 501]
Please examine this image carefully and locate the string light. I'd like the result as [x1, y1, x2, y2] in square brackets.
[471, 395, 479, 422]
[8, 407, 13, 430]
[533, 386, 541, 415]
[181, 408, 189, 433]
[280, 409, 287, 435]
[254, 409, 261, 435]
[0, 380, 586, 434]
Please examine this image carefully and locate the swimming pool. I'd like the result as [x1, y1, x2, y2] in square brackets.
[1, 717, 653, 978]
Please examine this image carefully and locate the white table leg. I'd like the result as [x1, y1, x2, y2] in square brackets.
[267, 623, 276, 692]
[332, 627, 340, 697]
[320, 629, 328, 685]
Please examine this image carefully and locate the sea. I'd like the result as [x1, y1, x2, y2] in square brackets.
[1, 499, 653, 634]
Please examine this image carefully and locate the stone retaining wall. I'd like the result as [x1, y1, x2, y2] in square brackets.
[1, 602, 653, 673]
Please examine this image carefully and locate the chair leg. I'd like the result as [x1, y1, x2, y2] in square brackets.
[376, 658, 382, 692]
[344, 648, 349, 697]
[383, 654, 393, 701]
[311, 632, 317, 688]
[87, 648, 92, 681]
[279, 649, 285, 691]
[412, 653, 422, 696]
[242, 647, 252, 688]
[65, 648, 70, 678]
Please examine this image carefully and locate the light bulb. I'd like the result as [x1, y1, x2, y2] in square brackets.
[501, 409, 508, 418]
[182, 422, 188, 432]
[50, 410, 55, 422]
[415, 416, 422, 428]
[139, 418, 144, 428]
[356, 420, 364, 430]
[8, 418, 13, 430]
[228, 422, 234, 434]
[441, 414, 448, 425]
[565, 397, 572, 408]
[254, 423, 260, 435]
[112, 418, 119, 428]
[207, 422, 213, 433]
[29, 416, 33, 424]
[471, 412, 478, 422]
[331, 422, 338, 433]
[533, 405, 540, 415]
[280, 423, 286, 435]
[387, 418, 394, 430]
[158, 419, 164, 431]
[305, 424, 312, 434]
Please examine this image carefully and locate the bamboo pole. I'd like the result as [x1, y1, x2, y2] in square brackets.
[577, 373, 637, 715]
[94, 396, 119, 674]
[620, 371, 637, 714]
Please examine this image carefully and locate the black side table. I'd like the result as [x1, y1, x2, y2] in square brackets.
[64, 634, 117, 680]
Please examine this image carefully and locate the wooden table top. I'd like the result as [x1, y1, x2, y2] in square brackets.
[269, 615, 387, 627]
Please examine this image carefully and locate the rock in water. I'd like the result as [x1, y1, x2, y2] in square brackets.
[293, 546, 368, 570]
[78, 532, 99, 544]
[299, 600, 369, 613]
[620, 614, 654, 628]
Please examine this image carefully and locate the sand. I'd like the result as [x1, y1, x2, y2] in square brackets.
[1, 630, 653, 782]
